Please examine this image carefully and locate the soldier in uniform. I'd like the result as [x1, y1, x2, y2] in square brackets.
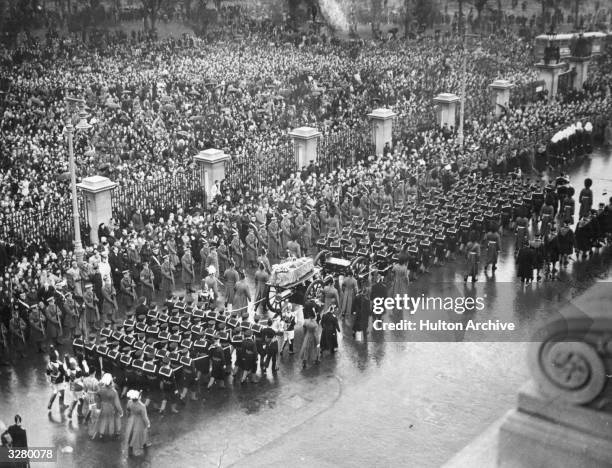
[158, 356, 180, 414]
[119, 270, 137, 315]
[65, 356, 85, 420]
[217, 238, 229, 276]
[230, 231, 244, 270]
[254, 262, 269, 315]
[62, 292, 79, 343]
[179, 351, 200, 402]
[484, 227, 501, 273]
[83, 283, 99, 336]
[10, 306, 27, 359]
[139, 263, 155, 304]
[29, 303, 46, 353]
[45, 296, 63, 349]
[199, 240, 210, 277]
[101, 278, 118, 324]
[223, 260, 239, 310]
[149, 247, 163, 292]
[181, 249, 195, 297]
[46, 347, 67, 412]
[267, 215, 282, 264]
[161, 255, 175, 299]
[309, 209, 320, 249]
[238, 330, 259, 384]
[300, 210, 312, 254]
[207, 338, 226, 389]
[245, 226, 259, 269]
[280, 211, 293, 253]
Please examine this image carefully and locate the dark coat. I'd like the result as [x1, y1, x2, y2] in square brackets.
[7, 424, 27, 448]
[352, 293, 370, 332]
[319, 311, 339, 351]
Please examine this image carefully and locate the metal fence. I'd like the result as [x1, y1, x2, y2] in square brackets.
[112, 169, 205, 227]
[224, 135, 296, 192]
[0, 195, 89, 254]
[318, 124, 375, 172]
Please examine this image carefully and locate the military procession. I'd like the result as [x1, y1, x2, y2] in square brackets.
[1, 0, 612, 464]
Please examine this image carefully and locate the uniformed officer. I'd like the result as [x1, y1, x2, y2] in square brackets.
[9, 307, 27, 359]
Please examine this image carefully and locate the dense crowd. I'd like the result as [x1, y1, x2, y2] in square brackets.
[0, 15, 611, 379]
[0, 25, 539, 243]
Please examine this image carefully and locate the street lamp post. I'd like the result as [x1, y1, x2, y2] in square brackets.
[458, 44, 467, 148]
[65, 97, 92, 263]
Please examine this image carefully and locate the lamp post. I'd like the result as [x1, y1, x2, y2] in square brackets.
[65, 97, 92, 263]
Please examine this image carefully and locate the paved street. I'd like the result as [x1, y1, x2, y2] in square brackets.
[1, 148, 612, 468]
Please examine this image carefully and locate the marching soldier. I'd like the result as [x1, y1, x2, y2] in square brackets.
[158, 356, 180, 414]
[179, 351, 200, 402]
[65, 356, 85, 420]
[484, 227, 501, 273]
[46, 347, 67, 412]
[238, 330, 258, 384]
[280, 304, 296, 355]
[207, 338, 226, 389]
[139, 263, 155, 304]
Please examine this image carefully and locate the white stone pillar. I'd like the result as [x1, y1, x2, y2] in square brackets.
[77, 175, 117, 245]
[489, 80, 513, 117]
[567, 56, 590, 90]
[289, 127, 321, 169]
[367, 108, 396, 156]
[194, 148, 230, 208]
[433, 93, 460, 130]
[535, 62, 567, 101]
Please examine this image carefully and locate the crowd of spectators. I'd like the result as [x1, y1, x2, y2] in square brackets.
[1, 16, 612, 342]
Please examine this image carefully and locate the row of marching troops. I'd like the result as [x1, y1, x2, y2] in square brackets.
[543, 121, 594, 169]
[45, 290, 300, 416]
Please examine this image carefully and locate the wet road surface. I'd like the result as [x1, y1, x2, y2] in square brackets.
[1, 148, 612, 468]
